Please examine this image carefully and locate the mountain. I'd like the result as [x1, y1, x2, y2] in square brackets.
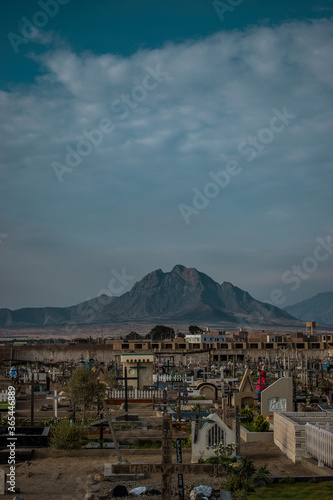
[0, 265, 297, 327]
[284, 292, 333, 324]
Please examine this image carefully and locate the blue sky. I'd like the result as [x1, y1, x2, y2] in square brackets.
[0, 0, 333, 310]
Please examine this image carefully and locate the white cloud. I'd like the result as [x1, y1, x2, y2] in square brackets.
[1, 18, 333, 307]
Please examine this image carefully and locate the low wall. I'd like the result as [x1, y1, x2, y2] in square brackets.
[274, 412, 333, 464]
[240, 426, 273, 443]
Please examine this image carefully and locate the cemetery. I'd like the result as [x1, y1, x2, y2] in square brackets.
[0, 348, 332, 498]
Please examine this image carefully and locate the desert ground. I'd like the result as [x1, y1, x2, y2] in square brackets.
[3, 441, 316, 500]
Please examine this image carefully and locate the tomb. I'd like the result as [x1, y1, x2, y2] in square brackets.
[232, 368, 256, 408]
[120, 354, 154, 390]
[261, 377, 293, 419]
[191, 413, 235, 463]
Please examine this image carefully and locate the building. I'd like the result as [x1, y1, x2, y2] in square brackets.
[185, 330, 226, 344]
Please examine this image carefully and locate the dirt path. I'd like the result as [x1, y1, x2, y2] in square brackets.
[5, 443, 314, 499]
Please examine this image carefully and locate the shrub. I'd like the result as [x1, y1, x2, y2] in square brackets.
[240, 408, 253, 423]
[251, 465, 272, 487]
[50, 420, 86, 450]
[254, 414, 269, 432]
[279, 476, 295, 484]
[220, 475, 250, 493]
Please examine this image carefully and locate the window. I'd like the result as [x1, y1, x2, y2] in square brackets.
[207, 424, 224, 448]
[121, 344, 129, 349]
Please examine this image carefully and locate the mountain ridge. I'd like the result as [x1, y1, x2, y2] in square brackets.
[0, 265, 298, 327]
[284, 292, 333, 324]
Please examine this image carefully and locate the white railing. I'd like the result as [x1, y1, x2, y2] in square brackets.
[305, 422, 333, 468]
[0, 390, 8, 402]
[153, 374, 184, 383]
[107, 389, 164, 400]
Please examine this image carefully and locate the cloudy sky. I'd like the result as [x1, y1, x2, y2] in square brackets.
[1, 0, 332, 310]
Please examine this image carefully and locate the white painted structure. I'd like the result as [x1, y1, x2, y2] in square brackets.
[305, 422, 333, 468]
[274, 411, 333, 464]
[186, 333, 226, 343]
[107, 389, 164, 400]
[191, 413, 235, 463]
[153, 374, 184, 383]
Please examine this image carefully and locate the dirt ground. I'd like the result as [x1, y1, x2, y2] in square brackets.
[4, 442, 315, 500]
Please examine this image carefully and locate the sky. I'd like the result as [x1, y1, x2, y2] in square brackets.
[0, 0, 333, 311]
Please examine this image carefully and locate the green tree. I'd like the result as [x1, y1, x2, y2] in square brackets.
[125, 331, 143, 340]
[103, 368, 117, 389]
[188, 325, 203, 334]
[146, 325, 175, 340]
[67, 366, 105, 423]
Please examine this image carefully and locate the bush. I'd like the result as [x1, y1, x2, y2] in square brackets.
[251, 465, 272, 487]
[50, 420, 86, 450]
[220, 475, 250, 493]
[240, 408, 253, 423]
[279, 476, 295, 484]
[254, 414, 269, 432]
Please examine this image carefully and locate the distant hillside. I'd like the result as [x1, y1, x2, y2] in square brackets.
[284, 292, 333, 324]
[0, 265, 297, 327]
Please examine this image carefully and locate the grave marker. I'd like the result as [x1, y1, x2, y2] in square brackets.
[176, 438, 184, 500]
[112, 414, 224, 500]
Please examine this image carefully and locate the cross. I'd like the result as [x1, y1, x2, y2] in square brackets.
[46, 389, 62, 418]
[228, 405, 248, 457]
[129, 361, 147, 390]
[116, 366, 138, 419]
[111, 414, 223, 500]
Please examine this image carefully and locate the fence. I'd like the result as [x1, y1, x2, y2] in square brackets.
[305, 422, 333, 468]
[0, 390, 8, 402]
[107, 389, 164, 400]
[153, 374, 184, 383]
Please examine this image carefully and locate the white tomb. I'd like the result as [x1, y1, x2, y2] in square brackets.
[191, 413, 236, 463]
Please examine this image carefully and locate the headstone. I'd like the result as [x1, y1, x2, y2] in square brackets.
[191, 413, 236, 463]
[261, 377, 293, 419]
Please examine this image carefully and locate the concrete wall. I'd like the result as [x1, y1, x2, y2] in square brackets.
[274, 411, 333, 464]
[240, 426, 273, 443]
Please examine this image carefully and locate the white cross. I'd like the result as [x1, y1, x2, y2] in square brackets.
[46, 390, 62, 417]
